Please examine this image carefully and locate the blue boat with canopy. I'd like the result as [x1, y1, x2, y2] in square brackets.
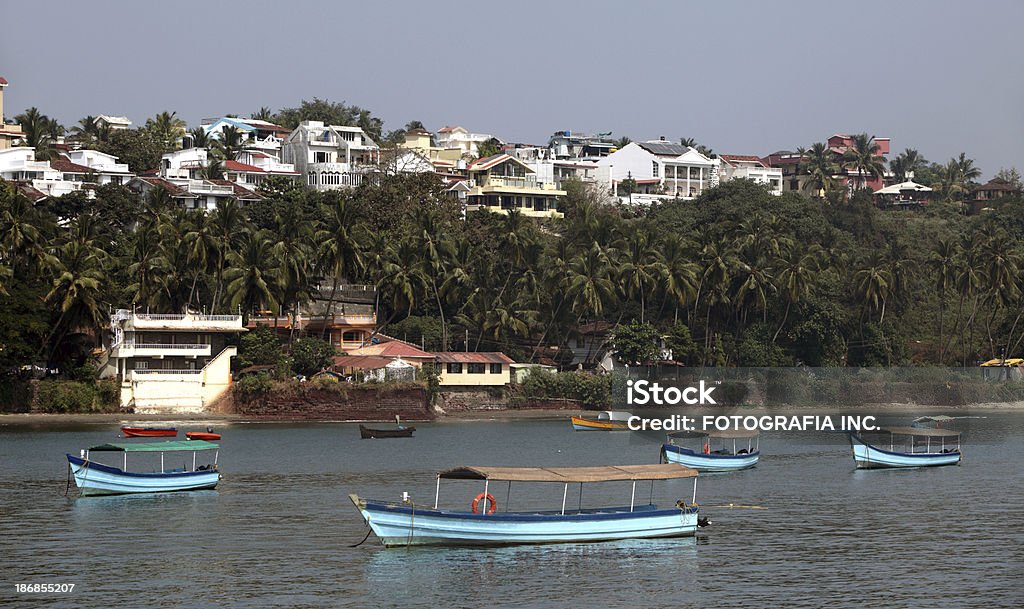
[849, 427, 962, 469]
[66, 440, 221, 496]
[350, 463, 701, 547]
[662, 429, 760, 472]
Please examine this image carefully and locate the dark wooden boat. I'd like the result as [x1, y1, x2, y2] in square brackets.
[359, 424, 415, 439]
[121, 426, 178, 438]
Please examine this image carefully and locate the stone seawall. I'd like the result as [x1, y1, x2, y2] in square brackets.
[233, 385, 433, 421]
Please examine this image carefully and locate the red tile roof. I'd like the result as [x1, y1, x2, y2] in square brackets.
[13, 181, 47, 202]
[434, 352, 514, 364]
[209, 179, 263, 200]
[349, 340, 435, 359]
[50, 157, 93, 174]
[331, 355, 395, 371]
[0, 76, 8, 86]
[223, 160, 264, 173]
[719, 154, 766, 167]
[136, 176, 192, 197]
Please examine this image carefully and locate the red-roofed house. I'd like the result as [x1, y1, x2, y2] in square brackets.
[718, 154, 783, 195]
[128, 175, 262, 211]
[435, 126, 498, 158]
[466, 153, 564, 218]
[434, 352, 514, 386]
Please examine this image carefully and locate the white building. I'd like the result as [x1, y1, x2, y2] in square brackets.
[94, 115, 133, 131]
[128, 175, 263, 211]
[0, 146, 134, 197]
[102, 310, 245, 413]
[199, 117, 291, 158]
[718, 154, 783, 195]
[596, 140, 720, 203]
[281, 120, 380, 190]
[435, 126, 498, 158]
[158, 147, 297, 186]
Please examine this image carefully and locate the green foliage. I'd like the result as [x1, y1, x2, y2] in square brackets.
[238, 327, 282, 368]
[664, 323, 697, 364]
[609, 321, 660, 364]
[234, 373, 272, 399]
[518, 369, 611, 407]
[290, 337, 336, 376]
[736, 324, 791, 366]
[273, 98, 384, 142]
[475, 137, 503, 159]
[34, 380, 118, 413]
[389, 315, 444, 351]
[98, 128, 167, 173]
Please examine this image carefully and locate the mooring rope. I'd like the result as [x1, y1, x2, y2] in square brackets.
[349, 529, 373, 548]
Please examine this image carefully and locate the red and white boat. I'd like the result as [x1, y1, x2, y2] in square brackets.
[120, 426, 178, 438]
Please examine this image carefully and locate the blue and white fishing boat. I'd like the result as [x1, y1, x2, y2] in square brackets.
[662, 430, 760, 472]
[849, 427, 962, 469]
[66, 440, 221, 496]
[350, 464, 701, 547]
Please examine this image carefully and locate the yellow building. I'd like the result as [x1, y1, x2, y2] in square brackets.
[466, 154, 565, 218]
[435, 352, 514, 386]
[0, 77, 26, 150]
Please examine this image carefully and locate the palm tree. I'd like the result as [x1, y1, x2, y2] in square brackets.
[890, 148, 927, 182]
[69, 116, 110, 146]
[14, 107, 64, 159]
[0, 184, 54, 274]
[927, 237, 959, 363]
[271, 205, 315, 332]
[251, 107, 274, 122]
[853, 254, 893, 323]
[145, 111, 187, 150]
[565, 243, 615, 323]
[841, 133, 886, 191]
[659, 235, 699, 322]
[187, 127, 211, 149]
[208, 198, 248, 310]
[613, 229, 665, 323]
[200, 159, 224, 180]
[212, 125, 245, 161]
[800, 143, 840, 197]
[773, 246, 823, 342]
[316, 195, 366, 336]
[224, 230, 280, 316]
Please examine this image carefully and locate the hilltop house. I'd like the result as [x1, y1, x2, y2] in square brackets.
[198, 117, 292, 159]
[764, 134, 891, 194]
[465, 153, 565, 218]
[970, 178, 1022, 213]
[128, 175, 263, 210]
[158, 146, 298, 186]
[435, 126, 498, 158]
[94, 115, 133, 131]
[101, 310, 246, 413]
[718, 154, 782, 195]
[281, 120, 380, 190]
[0, 146, 134, 198]
[596, 140, 720, 204]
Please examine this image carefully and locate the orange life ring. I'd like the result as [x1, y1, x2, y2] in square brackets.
[471, 492, 497, 514]
[703, 442, 711, 455]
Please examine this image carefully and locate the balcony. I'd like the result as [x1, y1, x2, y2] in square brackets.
[126, 369, 204, 383]
[128, 313, 244, 332]
[113, 343, 212, 358]
[184, 180, 234, 195]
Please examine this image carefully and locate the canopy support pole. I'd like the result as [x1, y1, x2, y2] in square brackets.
[434, 475, 440, 509]
[691, 477, 697, 505]
[578, 483, 583, 512]
[507, 481, 512, 512]
[630, 481, 636, 512]
[123, 453, 127, 471]
[483, 480, 490, 516]
[650, 480, 655, 505]
[161, 452, 164, 473]
[561, 483, 568, 515]
[192, 451, 197, 472]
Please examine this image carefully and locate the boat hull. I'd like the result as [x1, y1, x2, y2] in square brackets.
[185, 432, 221, 441]
[849, 435, 961, 469]
[66, 455, 219, 496]
[351, 496, 698, 547]
[121, 427, 177, 438]
[662, 444, 759, 472]
[359, 425, 415, 439]
[570, 416, 629, 431]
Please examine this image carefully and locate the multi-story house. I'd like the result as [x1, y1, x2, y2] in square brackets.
[764, 134, 891, 194]
[435, 126, 498, 158]
[199, 117, 292, 159]
[596, 140, 720, 203]
[281, 120, 380, 190]
[718, 154, 783, 195]
[158, 147, 298, 186]
[548, 130, 617, 160]
[94, 115, 133, 131]
[465, 153, 565, 218]
[128, 175, 263, 210]
[246, 283, 378, 352]
[761, 150, 805, 193]
[0, 76, 26, 150]
[103, 310, 245, 413]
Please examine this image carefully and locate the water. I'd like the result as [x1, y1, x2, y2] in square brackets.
[1, 413, 1022, 608]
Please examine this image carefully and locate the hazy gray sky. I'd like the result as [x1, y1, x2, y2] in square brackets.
[2, 0, 1022, 177]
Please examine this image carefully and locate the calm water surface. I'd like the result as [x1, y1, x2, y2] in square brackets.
[1, 412, 1021, 608]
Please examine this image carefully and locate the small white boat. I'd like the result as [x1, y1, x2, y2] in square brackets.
[662, 430, 760, 472]
[66, 440, 221, 496]
[849, 427, 962, 469]
[350, 463, 701, 547]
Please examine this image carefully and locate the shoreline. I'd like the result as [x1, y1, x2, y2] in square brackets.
[3, 401, 1023, 426]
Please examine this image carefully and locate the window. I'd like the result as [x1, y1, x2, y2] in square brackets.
[652, 161, 659, 177]
[446, 362, 462, 374]
[468, 363, 486, 374]
[134, 361, 148, 370]
[315, 151, 330, 163]
[490, 363, 502, 374]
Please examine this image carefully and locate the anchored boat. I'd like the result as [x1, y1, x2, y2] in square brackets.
[359, 416, 415, 439]
[570, 410, 632, 431]
[120, 426, 177, 438]
[66, 440, 221, 496]
[849, 427, 962, 469]
[350, 463, 701, 547]
[662, 429, 760, 472]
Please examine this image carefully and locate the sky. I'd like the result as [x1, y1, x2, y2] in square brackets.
[2, 0, 1022, 178]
